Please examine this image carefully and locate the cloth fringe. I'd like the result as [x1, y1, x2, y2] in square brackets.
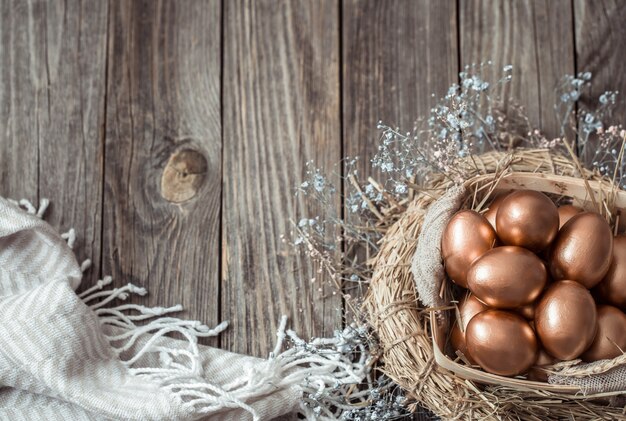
[13, 198, 370, 420]
[79, 281, 370, 420]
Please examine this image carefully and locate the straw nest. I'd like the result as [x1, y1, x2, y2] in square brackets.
[362, 148, 626, 420]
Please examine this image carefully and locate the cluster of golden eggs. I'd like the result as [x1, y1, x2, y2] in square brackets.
[441, 190, 626, 378]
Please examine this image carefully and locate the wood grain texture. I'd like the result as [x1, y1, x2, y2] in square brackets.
[342, 2, 457, 419]
[341, 0, 457, 319]
[0, 0, 41, 200]
[574, 0, 626, 121]
[343, 0, 458, 168]
[460, 0, 575, 139]
[103, 0, 222, 335]
[0, 0, 108, 286]
[222, 0, 341, 357]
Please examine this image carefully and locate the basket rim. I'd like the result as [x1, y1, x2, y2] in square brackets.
[431, 170, 626, 396]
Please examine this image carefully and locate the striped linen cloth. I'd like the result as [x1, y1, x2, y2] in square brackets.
[0, 196, 359, 420]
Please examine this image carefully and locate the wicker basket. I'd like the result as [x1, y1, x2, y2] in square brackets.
[363, 149, 626, 420]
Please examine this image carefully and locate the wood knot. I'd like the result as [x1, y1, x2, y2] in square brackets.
[160, 149, 207, 203]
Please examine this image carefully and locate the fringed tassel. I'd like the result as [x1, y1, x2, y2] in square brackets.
[272, 319, 373, 420]
[10, 198, 49, 218]
[16, 196, 375, 420]
[80, 281, 371, 420]
[81, 279, 270, 418]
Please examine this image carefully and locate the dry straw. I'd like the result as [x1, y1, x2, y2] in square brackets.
[363, 148, 626, 420]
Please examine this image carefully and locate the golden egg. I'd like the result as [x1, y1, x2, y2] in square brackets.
[535, 281, 597, 360]
[527, 349, 558, 382]
[496, 190, 559, 252]
[483, 192, 511, 230]
[557, 204, 583, 229]
[517, 302, 535, 320]
[549, 212, 613, 289]
[595, 236, 626, 309]
[450, 293, 489, 363]
[466, 310, 538, 376]
[467, 246, 547, 309]
[581, 305, 626, 362]
[441, 210, 497, 288]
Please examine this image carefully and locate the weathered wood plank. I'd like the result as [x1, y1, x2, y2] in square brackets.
[0, 0, 108, 286]
[343, 0, 458, 165]
[460, 0, 575, 140]
[222, 0, 341, 357]
[341, 0, 458, 319]
[574, 0, 626, 121]
[103, 0, 222, 335]
[0, 1, 40, 201]
[342, 2, 457, 419]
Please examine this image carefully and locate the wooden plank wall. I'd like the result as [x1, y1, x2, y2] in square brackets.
[0, 0, 108, 286]
[460, 0, 575, 139]
[103, 0, 223, 344]
[222, 0, 342, 356]
[343, 0, 458, 165]
[0, 2, 625, 419]
[575, 0, 626, 120]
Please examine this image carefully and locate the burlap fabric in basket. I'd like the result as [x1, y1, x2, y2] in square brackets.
[364, 149, 626, 420]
